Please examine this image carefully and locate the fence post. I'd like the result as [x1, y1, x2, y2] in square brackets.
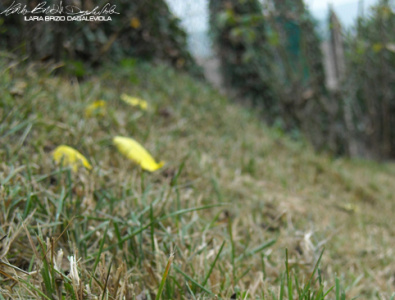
[329, 7, 345, 90]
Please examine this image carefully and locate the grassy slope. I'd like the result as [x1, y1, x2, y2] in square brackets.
[1, 56, 394, 299]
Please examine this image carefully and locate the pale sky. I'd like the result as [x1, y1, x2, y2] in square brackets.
[307, 0, 361, 10]
[306, 0, 378, 27]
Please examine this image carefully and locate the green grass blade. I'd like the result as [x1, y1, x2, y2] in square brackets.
[174, 265, 214, 296]
[279, 273, 285, 300]
[156, 254, 174, 300]
[323, 286, 334, 298]
[90, 223, 109, 286]
[301, 248, 325, 298]
[150, 204, 156, 253]
[18, 278, 52, 300]
[201, 240, 225, 287]
[285, 249, 292, 300]
[336, 277, 340, 300]
[236, 239, 276, 262]
[228, 218, 236, 283]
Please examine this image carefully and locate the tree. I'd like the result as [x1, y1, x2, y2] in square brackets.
[209, 0, 274, 112]
[0, 0, 202, 77]
[344, 0, 395, 158]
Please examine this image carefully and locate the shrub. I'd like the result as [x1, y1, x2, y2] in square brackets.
[0, 0, 203, 77]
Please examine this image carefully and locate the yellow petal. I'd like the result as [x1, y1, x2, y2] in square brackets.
[85, 100, 107, 117]
[130, 17, 141, 29]
[53, 145, 92, 172]
[120, 94, 148, 110]
[372, 43, 383, 53]
[113, 136, 164, 172]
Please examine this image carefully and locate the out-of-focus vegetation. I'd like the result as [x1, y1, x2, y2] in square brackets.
[210, 0, 395, 159]
[342, 0, 395, 158]
[209, 0, 274, 110]
[209, 0, 335, 151]
[0, 0, 203, 78]
[2, 0, 394, 158]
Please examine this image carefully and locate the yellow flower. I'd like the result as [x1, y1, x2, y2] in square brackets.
[113, 136, 164, 172]
[372, 43, 383, 53]
[130, 17, 141, 29]
[85, 100, 107, 118]
[53, 145, 92, 172]
[120, 94, 148, 110]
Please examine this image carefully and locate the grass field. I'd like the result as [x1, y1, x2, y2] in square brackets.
[1, 54, 394, 299]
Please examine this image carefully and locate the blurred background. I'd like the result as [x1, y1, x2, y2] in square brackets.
[1, 0, 394, 160]
[166, 0, 377, 58]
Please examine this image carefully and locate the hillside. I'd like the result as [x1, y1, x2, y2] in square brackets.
[1, 56, 394, 299]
